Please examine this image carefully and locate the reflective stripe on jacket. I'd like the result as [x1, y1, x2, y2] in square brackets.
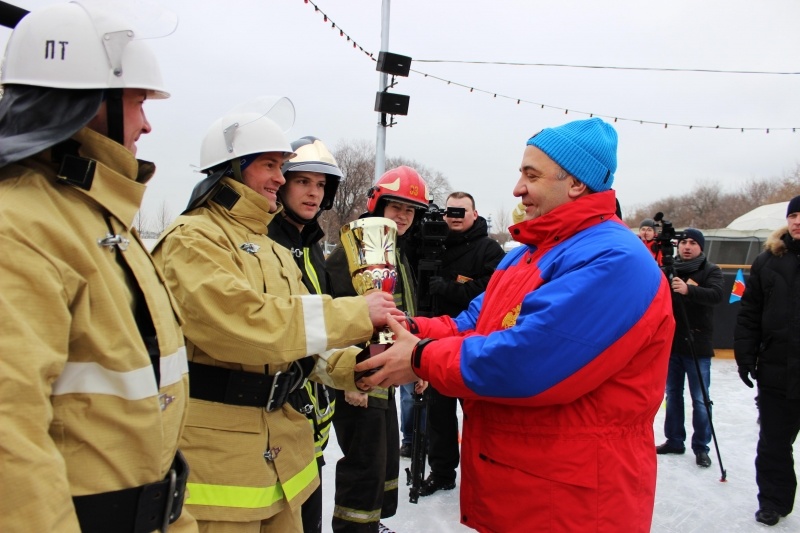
[153, 177, 373, 522]
[0, 128, 190, 532]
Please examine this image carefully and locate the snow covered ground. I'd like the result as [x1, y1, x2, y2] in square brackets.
[320, 357, 799, 532]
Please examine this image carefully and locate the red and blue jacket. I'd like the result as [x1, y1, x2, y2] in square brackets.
[413, 190, 674, 533]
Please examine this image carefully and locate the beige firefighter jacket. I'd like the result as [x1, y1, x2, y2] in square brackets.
[152, 177, 373, 523]
[0, 128, 191, 532]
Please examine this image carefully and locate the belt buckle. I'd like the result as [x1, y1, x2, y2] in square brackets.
[161, 468, 178, 533]
[265, 370, 283, 412]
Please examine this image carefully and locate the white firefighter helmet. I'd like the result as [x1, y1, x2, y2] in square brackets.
[281, 136, 343, 214]
[199, 95, 296, 172]
[1, 0, 174, 98]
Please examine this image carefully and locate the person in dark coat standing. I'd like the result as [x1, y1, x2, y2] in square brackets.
[735, 195, 800, 527]
[326, 166, 430, 533]
[267, 136, 342, 533]
[656, 228, 724, 468]
[418, 191, 505, 496]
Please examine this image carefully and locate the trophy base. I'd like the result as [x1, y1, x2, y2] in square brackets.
[353, 342, 392, 382]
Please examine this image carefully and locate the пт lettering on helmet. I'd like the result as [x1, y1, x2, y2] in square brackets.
[44, 40, 69, 60]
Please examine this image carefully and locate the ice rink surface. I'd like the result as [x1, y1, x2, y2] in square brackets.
[320, 358, 799, 532]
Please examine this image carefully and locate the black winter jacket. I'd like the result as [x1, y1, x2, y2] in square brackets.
[670, 256, 724, 357]
[267, 213, 328, 295]
[735, 228, 800, 399]
[432, 217, 505, 317]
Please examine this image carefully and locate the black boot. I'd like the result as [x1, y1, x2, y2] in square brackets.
[755, 509, 781, 526]
[419, 474, 456, 497]
[656, 441, 685, 455]
[695, 451, 711, 467]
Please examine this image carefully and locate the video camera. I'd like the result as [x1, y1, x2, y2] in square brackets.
[407, 203, 463, 316]
[652, 212, 687, 278]
[417, 203, 465, 259]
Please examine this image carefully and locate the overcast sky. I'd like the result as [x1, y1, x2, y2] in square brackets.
[4, 0, 800, 226]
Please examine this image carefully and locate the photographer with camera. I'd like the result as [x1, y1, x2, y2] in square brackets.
[417, 192, 505, 497]
[656, 228, 724, 468]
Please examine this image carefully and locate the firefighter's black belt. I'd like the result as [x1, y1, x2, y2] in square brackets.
[73, 450, 188, 533]
[188, 360, 306, 412]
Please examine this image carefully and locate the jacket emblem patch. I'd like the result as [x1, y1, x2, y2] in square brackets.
[240, 242, 260, 254]
[502, 304, 521, 329]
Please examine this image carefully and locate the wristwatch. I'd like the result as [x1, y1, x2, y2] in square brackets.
[412, 338, 434, 370]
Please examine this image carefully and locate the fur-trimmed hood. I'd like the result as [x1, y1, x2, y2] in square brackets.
[765, 226, 790, 256]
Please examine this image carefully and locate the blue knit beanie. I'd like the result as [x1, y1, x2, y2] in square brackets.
[527, 118, 617, 192]
[682, 228, 705, 251]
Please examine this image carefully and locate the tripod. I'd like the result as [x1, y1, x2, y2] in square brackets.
[661, 252, 727, 482]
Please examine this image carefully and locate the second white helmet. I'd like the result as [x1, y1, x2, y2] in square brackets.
[199, 96, 296, 172]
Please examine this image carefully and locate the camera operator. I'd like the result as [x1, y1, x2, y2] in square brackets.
[656, 228, 724, 468]
[417, 192, 505, 496]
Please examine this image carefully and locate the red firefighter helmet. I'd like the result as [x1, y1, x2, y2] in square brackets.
[366, 166, 430, 214]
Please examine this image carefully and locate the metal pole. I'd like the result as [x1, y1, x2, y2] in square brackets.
[374, 0, 390, 181]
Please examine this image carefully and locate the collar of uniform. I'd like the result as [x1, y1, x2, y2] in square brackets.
[509, 189, 617, 248]
[41, 128, 148, 229]
[271, 214, 326, 247]
[213, 177, 280, 233]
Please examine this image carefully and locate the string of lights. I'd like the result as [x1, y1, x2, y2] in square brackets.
[413, 59, 800, 77]
[301, 0, 797, 133]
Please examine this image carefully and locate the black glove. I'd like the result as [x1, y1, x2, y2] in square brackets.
[428, 276, 447, 295]
[738, 365, 756, 388]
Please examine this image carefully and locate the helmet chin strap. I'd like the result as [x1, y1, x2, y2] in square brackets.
[106, 88, 124, 147]
[230, 157, 245, 182]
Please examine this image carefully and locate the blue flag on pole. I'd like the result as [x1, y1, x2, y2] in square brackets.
[729, 268, 746, 303]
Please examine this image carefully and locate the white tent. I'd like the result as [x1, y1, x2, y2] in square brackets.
[727, 201, 789, 231]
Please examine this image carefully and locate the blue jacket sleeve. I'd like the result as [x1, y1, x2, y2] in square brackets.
[445, 225, 669, 401]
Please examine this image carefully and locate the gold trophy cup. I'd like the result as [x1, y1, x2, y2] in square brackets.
[340, 218, 399, 370]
